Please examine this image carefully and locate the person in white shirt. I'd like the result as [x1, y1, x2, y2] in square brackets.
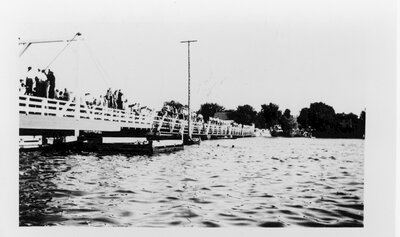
[38, 69, 47, 81]
[25, 67, 35, 95]
[34, 68, 43, 97]
[19, 79, 26, 95]
[37, 69, 48, 97]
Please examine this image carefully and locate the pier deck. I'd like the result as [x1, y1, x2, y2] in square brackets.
[19, 95, 255, 150]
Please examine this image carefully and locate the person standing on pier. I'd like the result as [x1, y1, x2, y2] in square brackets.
[45, 69, 56, 99]
[55, 89, 59, 99]
[34, 68, 46, 97]
[25, 67, 34, 96]
[63, 88, 70, 101]
[113, 90, 118, 109]
[106, 88, 112, 108]
[117, 89, 123, 110]
[40, 69, 48, 98]
[102, 94, 107, 107]
[19, 79, 25, 94]
[98, 95, 103, 107]
[34, 73, 40, 97]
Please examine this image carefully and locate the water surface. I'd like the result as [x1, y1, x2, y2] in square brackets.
[19, 137, 364, 227]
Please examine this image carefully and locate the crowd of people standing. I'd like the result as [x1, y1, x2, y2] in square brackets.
[20, 66, 72, 101]
[19, 67, 204, 121]
[19, 68, 136, 113]
[84, 88, 127, 110]
[158, 103, 205, 124]
[18, 68, 227, 132]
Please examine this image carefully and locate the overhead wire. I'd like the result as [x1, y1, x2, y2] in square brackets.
[81, 39, 111, 88]
[45, 33, 81, 70]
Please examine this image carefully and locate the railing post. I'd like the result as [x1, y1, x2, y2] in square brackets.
[56, 99, 60, 117]
[74, 97, 80, 137]
[43, 97, 48, 116]
[205, 120, 211, 135]
[179, 119, 185, 136]
[158, 113, 167, 132]
[170, 115, 178, 133]
[147, 112, 153, 128]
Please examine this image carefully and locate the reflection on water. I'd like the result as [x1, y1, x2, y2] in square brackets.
[19, 138, 364, 227]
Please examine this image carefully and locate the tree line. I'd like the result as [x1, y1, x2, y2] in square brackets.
[163, 100, 365, 139]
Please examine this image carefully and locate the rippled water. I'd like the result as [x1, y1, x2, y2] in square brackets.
[19, 137, 364, 227]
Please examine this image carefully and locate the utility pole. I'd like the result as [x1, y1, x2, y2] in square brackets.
[180, 40, 197, 138]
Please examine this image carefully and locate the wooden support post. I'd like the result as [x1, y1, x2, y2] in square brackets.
[74, 97, 80, 137]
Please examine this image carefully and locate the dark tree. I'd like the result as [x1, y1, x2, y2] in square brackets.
[198, 103, 225, 122]
[296, 103, 366, 138]
[234, 104, 257, 125]
[297, 108, 310, 129]
[221, 109, 237, 121]
[283, 109, 291, 118]
[279, 109, 298, 136]
[260, 103, 281, 130]
[336, 113, 358, 129]
[308, 102, 336, 137]
[335, 112, 359, 137]
[254, 112, 267, 128]
[164, 100, 184, 112]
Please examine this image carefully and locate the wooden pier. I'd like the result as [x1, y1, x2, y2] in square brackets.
[19, 95, 255, 151]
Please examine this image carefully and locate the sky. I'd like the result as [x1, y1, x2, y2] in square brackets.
[14, 0, 387, 116]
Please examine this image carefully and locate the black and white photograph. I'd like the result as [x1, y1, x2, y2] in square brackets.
[0, 0, 398, 236]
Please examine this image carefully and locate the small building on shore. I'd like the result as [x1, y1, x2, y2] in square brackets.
[214, 111, 233, 120]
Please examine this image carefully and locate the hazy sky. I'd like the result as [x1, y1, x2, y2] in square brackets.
[16, 0, 383, 116]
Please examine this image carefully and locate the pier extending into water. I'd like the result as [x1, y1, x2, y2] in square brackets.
[19, 95, 255, 151]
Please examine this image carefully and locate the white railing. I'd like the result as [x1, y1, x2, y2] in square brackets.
[19, 95, 255, 137]
[151, 115, 254, 137]
[153, 115, 185, 135]
[19, 95, 154, 129]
